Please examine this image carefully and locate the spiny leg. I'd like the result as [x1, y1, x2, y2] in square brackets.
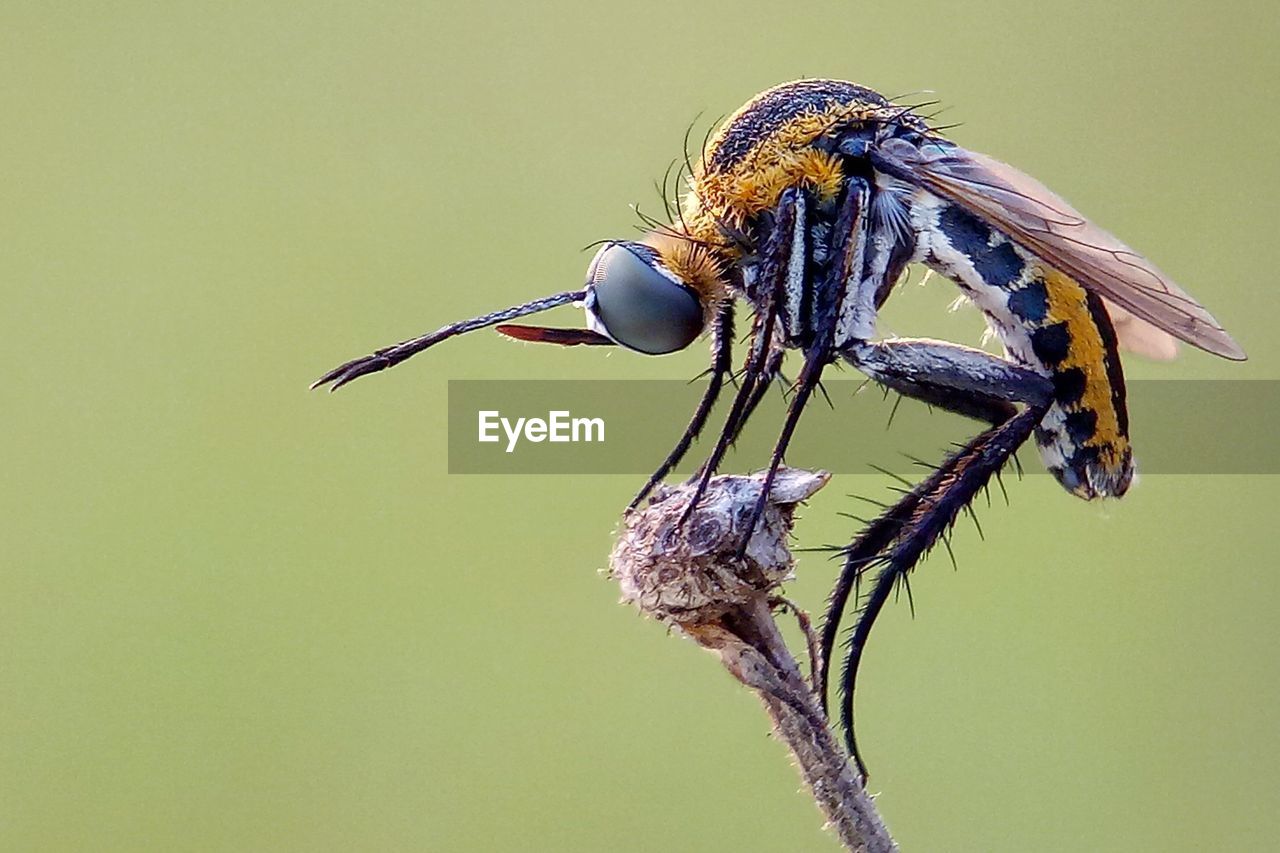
[846, 338, 1052, 421]
[629, 302, 736, 509]
[686, 311, 789, 475]
[818, 480, 925, 721]
[824, 338, 1053, 778]
[727, 346, 787, 446]
[736, 346, 829, 555]
[695, 346, 787, 486]
[678, 304, 781, 524]
[678, 189, 806, 523]
[822, 338, 1055, 698]
[735, 177, 872, 549]
[836, 406, 1043, 780]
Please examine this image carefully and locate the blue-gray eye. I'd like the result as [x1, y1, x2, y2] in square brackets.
[587, 243, 703, 355]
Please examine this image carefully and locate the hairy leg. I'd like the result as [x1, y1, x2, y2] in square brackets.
[825, 339, 1053, 779]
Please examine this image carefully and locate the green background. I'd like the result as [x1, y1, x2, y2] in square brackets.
[4, 1, 1277, 850]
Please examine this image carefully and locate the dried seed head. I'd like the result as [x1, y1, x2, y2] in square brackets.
[610, 468, 829, 626]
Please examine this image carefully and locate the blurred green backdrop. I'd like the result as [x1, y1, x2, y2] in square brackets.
[4, 1, 1278, 850]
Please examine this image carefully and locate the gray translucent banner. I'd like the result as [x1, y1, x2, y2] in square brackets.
[447, 380, 1274, 475]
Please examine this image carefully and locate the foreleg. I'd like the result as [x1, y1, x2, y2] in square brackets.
[629, 302, 735, 509]
[733, 178, 873, 548]
[679, 188, 806, 522]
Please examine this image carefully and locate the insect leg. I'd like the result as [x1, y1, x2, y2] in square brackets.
[733, 345, 829, 554]
[823, 340, 1054, 691]
[733, 177, 873, 549]
[836, 407, 1044, 781]
[726, 346, 787, 445]
[821, 338, 1038, 711]
[826, 340, 1053, 779]
[846, 337, 1053, 425]
[677, 309, 781, 524]
[629, 301, 735, 509]
[678, 188, 805, 522]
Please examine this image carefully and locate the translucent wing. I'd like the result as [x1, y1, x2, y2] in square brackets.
[872, 138, 1246, 360]
[1100, 299, 1178, 360]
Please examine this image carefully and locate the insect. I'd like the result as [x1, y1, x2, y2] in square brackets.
[313, 79, 1245, 779]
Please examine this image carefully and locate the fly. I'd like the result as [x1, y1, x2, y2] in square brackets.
[312, 79, 1245, 780]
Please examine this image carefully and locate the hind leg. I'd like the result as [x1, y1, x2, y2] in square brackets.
[828, 339, 1053, 779]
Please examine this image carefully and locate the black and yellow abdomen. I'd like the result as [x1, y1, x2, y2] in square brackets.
[912, 195, 1133, 498]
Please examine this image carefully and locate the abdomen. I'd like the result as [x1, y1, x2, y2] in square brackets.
[910, 194, 1133, 498]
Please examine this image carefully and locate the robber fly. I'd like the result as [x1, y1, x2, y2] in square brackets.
[313, 79, 1245, 780]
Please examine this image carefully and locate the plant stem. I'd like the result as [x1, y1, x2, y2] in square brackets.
[610, 468, 896, 853]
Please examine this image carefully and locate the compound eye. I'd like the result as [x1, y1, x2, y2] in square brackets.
[588, 244, 703, 355]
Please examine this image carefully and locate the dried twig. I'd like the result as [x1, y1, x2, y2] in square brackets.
[610, 468, 896, 853]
